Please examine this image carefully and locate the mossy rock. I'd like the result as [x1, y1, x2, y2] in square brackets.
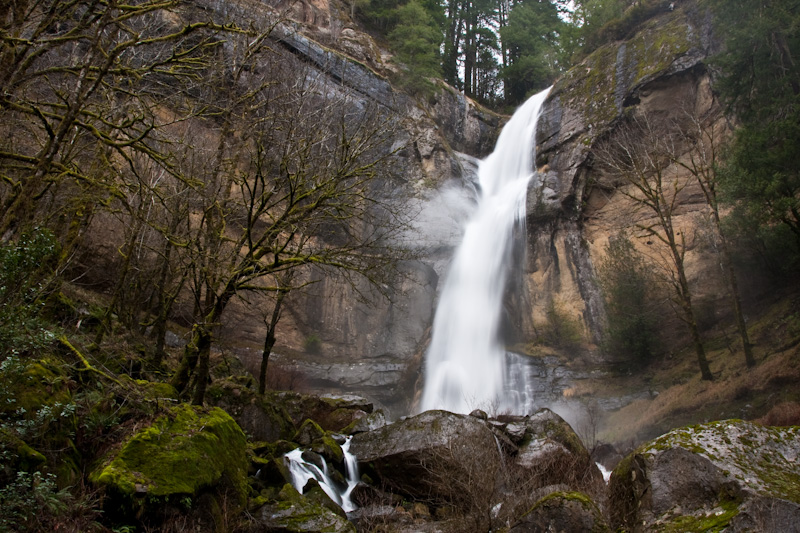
[90, 403, 248, 517]
[275, 391, 373, 432]
[207, 378, 296, 441]
[609, 420, 800, 531]
[0, 433, 46, 472]
[1, 358, 72, 415]
[295, 419, 327, 447]
[133, 379, 179, 401]
[511, 491, 611, 532]
[251, 483, 355, 533]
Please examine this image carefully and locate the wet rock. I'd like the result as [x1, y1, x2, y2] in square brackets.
[514, 409, 603, 490]
[207, 379, 296, 442]
[342, 409, 387, 434]
[609, 420, 800, 532]
[295, 419, 327, 447]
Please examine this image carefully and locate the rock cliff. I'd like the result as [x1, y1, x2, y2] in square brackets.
[522, 0, 726, 351]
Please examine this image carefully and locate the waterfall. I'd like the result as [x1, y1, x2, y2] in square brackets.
[284, 436, 360, 512]
[420, 87, 551, 415]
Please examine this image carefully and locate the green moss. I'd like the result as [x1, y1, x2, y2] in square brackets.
[133, 379, 178, 401]
[627, 15, 696, 87]
[90, 403, 248, 511]
[544, 419, 586, 456]
[311, 435, 344, 465]
[263, 484, 355, 532]
[657, 495, 739, 532]
[9, 360, 71, 413]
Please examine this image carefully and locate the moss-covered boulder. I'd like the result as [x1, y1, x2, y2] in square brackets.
[276, 391, 374, 432]
[90, 403, 248, 518]
[509, 491, 611, 532]
[249, 484, 355, 533]
[609, 420, 800, 532]
[207, 378, 296, 442]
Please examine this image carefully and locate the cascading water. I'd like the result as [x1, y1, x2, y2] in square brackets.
[284, 437, 360, 512]
[420, 87, 551, 415]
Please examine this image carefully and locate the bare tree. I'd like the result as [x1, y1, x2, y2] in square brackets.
[595, 113, 713, 381]
[166, 34, 413, 405]
[0, 0, 226, 240]
[673, 106, 756, 368]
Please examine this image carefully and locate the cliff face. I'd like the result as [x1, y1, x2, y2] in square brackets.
[522, 0, 727, 355]
[156, 0, 502, 413]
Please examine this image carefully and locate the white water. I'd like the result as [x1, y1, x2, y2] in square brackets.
[284, 437, 360, 512]
[596, 462, 612, 483]
[420, 87, 551, 414]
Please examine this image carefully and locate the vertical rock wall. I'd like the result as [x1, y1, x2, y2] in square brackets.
[521, 0, 724, 356]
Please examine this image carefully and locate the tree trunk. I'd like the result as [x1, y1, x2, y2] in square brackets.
[676, 262, 713, 381]
[191, 327, 213, 405]
[259, 288, 288, 395]
[171, 324, 204, 393]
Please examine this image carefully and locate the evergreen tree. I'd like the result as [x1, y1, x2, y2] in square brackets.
[388, 0, 444, 94]
[597, 234, 660, 364]
[501, 0, 564, 104]
[711, 0, 800, 249]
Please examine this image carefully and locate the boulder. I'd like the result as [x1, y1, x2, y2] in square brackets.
[90, 404, 248, 517]
[342, 409, 387, 434]
[349, 410, 502, 509]
[250, 484, 356, 533]
[609, 420, 800, 532]
[276, 391, 374, 432]
[207, 379, 296, 442]
[513, 409, 603, 491]
[509, 491, 611, 533]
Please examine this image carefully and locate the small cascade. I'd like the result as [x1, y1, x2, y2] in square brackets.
[420, 87, 551, 414]
[284, 436, 360, 512]
[596, 462, 612, 483]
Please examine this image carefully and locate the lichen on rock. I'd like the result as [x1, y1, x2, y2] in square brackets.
[609, 420, 800, 532]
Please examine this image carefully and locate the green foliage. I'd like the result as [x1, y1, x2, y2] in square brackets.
[304, 333, 323, 354]
[388, 0, 444, 95]
[0, 471, 67, 532]
[572, 0, 670, 61]
[711, 0, 800, 251]
[0, 230, 60, 356]
[501, 0, 565, 103]
[597, 234, 660, 364]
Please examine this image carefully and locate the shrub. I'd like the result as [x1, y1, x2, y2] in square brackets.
[0, 229, 60, 356]
[538, 300, 584, 350]
[597, 233, 661, 364]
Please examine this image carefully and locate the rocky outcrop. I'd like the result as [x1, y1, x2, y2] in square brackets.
[349, 410, 503, 506]
[521, 0, 723, 351]
[348, 408, 605, 529]
[430, 83, 504, 158]
[249, 484, 356, 533]
[609, 420, 800, 532]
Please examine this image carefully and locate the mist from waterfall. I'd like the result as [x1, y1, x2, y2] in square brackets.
[420, 87, 551, 415]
